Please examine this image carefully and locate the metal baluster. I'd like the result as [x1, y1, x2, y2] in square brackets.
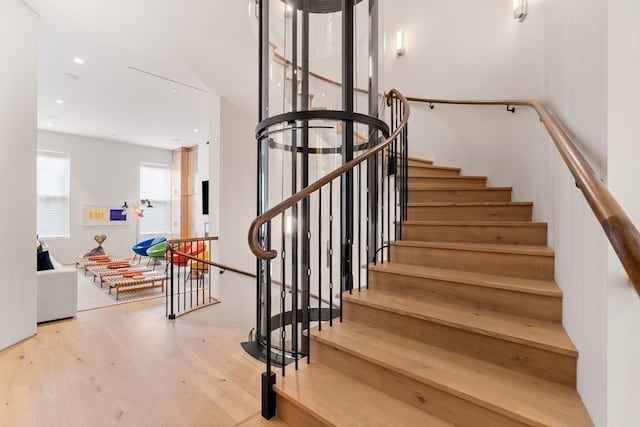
[358, 163, 362, 292]
[380, 150, 385, 265]
[404, 113, 409, 222]
[169, 246, 174, 319]
[390, 95, 397, 246]
[394, 129, 398, 243]
[329, 181, 334, 327]
[366, 158, 370, 287]
[318, 188, 322, 331]
[387, 149, 391, 262]
[280, 212, 286, 376]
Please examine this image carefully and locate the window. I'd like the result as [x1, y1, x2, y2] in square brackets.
[37, 153, 70, 238]
[139, 163, 171, 235]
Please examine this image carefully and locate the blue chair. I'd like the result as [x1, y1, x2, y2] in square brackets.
[132, 237, 166, 264]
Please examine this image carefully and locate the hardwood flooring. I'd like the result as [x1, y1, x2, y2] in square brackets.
[0, 299, 264, 427]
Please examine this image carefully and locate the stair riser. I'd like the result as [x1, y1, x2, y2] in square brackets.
[407, 167, 461, 177]
[276, 395, 329, 427]
[407, 177, 487, 189]
[407, 205, 532, 221]
[401, 224, 548, 245]
[343, 302, 577, 387]
[312, 339, 526, 427]
[409, 190, 511, 203]
[369, 270, 562, 322]
[390, 245, 554, 280]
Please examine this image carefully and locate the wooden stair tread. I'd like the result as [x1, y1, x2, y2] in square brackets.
[406, 164, 461, 172]
[311, 322, 592, 426]
[408, 175, 487, 180]
[402, 220, 546, 227]
[275, 363, 453, 427]
[343, 289, 576, 356]
[409, 186, 512, 191]
[392, 240, 554, 256]
[406, 156, 434, 164]
[407, 201, 533, 207]
[369, 262, 562, 297]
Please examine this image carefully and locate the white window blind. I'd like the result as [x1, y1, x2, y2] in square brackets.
[37, 153, 70, 238]
[139, 164, 171, 235]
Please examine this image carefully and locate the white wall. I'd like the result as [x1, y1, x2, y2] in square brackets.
[384, 1, 609, 424]
[607, 1, 640, 425]
[383, 0, 547, 207]
[0, 0, 38, 350]
[542, 1, 609, 424]
[207, 97, 257, 328]
[38, 131, 172, 264]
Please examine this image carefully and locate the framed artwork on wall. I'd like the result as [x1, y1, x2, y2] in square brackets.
[83, 205, 129, 226]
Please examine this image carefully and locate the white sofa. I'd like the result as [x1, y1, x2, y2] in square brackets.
[37, 257, 77, 323]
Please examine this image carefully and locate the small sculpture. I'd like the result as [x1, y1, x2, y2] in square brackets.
[83, 234, 107, 257]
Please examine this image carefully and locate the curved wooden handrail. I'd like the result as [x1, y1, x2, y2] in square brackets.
[408, 96, 640, 294]
[248, 88, 410, 261]
[271, 43, 369, 95]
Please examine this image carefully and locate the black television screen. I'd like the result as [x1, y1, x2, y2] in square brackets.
[202, 180, 209, 215]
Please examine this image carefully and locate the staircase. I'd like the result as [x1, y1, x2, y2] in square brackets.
[265, 157, 593, 426]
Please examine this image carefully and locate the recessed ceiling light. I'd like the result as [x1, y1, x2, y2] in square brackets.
[163, 142, 169, 146]
[170, 88, 177, 93]
[193, 128, 199, 133]
[48, 114, 59, 119]
[55, 99, 64, 104]
[172, 138, 180, 142]
[46, 123, 53, 127]
[74, 58, 85, 65]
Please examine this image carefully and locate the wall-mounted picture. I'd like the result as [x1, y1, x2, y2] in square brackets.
[83, 205, 128, 226]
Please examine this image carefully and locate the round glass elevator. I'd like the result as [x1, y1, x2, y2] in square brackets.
[246, 0, 387, 381]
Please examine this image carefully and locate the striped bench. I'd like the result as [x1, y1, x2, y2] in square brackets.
[103, 274, 165, 300]
[77, 258, 129, 274]
[89, 266, 153, 286]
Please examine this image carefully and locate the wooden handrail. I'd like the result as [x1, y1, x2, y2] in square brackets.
[167, 236, 219, 244]
[248, 89, 410, 261]
[166, 240, 337, 307]
[271, 43, 369, 95]
[407, 96, 640, 294]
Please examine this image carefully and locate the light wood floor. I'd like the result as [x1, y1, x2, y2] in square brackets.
[0, 298, 266, 426]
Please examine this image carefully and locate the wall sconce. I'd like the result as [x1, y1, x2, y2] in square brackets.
[140, 199, 153, 208]
[396, 30, 406, 57]
[513, 0, 527, 22]
[285, 2, 293, 17]
[121, 201, 129, 216]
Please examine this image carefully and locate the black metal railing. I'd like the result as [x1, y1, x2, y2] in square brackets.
[248, 89, 410, 418]
[165, 236, 219, 319]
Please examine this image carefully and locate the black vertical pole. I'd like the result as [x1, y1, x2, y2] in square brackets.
[258, 0, 275, 420]
[341, 0, 355, 309]
[290, 7, 299, 371]
[169, 249, 175, 319]
[300, 3, 312, 360]
[367, 0, 379, 268]
[318, 188, 322, 331]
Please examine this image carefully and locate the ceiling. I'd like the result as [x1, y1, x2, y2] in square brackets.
[26, 0, 258, 150]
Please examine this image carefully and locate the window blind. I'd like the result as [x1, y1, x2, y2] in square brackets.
[37, 154, 70, 238]
[139, 164, 171, 235]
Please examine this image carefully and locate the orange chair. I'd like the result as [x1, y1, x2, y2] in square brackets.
[166, 242, 206, 266]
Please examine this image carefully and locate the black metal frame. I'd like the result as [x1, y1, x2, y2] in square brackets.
[253, 1, 405, 419]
